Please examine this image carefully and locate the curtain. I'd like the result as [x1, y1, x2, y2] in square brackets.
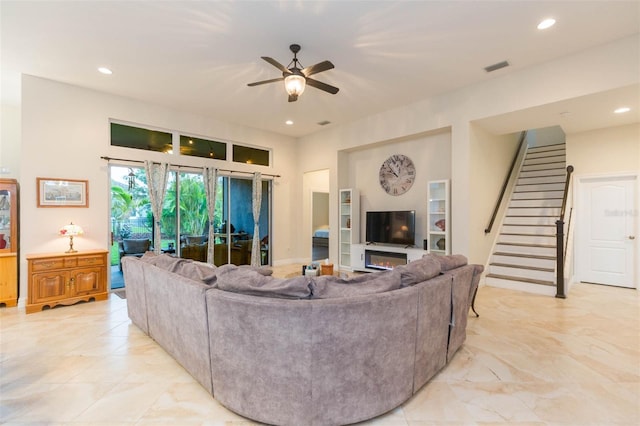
[144, 161, 169, 255]
[251, 172, 262, 266]
[203, 167, 218, 264]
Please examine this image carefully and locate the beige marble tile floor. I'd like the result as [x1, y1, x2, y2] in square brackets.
[1, 265, 638, 425]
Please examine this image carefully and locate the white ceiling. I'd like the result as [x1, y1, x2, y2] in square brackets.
[1, 1, 639, 138]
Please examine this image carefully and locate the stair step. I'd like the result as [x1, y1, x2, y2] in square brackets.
[507, 207, 560, 216]
[509, 198, 563, 208]
[523, 155, 566, 166]
[517, 175, 566, 185]
[514, 183, 566, 192]
[519, 169, 566, 178]
[493, 251, 556, 260]
[501, 224, 556, 235]
[512, 190, 565, 200]
[495, 242, 556, 256]
[503, 216, 558, 226]
[527, 143, 566, 153]
[525, 149, 566, 160]
[521, 162, 566, 172]
[499, 233, 556, 245]
[486, 273, 555, 286]
[490, 262, 554, 272]
[492, 253, 556, 269]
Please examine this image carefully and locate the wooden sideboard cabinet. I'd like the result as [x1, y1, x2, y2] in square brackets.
[26, 250, 108, 314]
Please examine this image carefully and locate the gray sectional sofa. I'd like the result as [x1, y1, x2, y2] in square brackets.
[122, 252, 482, 426]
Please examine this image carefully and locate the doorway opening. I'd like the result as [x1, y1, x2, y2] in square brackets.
[312, 191, 329, 261]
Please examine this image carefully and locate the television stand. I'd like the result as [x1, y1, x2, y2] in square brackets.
[351, 243, 427, 272]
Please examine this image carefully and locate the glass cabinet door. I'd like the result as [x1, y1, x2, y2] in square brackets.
[0, 179, 17, 253]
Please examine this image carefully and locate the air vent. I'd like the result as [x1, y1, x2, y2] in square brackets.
[317, 120, 331, 126]
[484, 60, 510, 73]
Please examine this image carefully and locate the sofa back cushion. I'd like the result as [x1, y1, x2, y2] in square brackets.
[216, 264, 312, 299]
[141, 252, 217, 286]
[395, 256, 441, 287]
[310, 269, 402, 298]
[430, 254, 468, 271]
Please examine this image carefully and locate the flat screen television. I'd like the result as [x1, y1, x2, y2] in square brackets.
[366, 210, 416, 246]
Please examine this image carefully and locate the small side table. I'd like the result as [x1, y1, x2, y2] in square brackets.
[320, 263, 334, 276]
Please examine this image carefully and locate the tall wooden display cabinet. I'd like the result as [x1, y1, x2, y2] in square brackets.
[0, 179, 19, 307]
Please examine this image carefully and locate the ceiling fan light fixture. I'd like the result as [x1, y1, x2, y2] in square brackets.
[284, 73, 306, 97]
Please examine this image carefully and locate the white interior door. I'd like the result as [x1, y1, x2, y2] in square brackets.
[577, 175, 637, 288]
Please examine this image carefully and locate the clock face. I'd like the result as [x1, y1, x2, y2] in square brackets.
[378, 154, 416, 196]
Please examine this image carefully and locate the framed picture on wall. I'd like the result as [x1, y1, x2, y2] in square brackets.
[37, 178, 89, 207]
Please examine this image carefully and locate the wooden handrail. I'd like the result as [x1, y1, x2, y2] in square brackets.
[555, 165, 574, 299]
[559, 165, 574, 222]
[484, 131, 527, 234]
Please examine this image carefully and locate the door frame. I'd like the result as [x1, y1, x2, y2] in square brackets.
[574, 171, 638, 288]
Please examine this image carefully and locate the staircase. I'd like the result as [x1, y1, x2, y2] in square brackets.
[486, 143, 566, 295]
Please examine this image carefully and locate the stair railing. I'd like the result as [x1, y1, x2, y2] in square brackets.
[485, 131, 527, 234]
[555, 165, 574, 299]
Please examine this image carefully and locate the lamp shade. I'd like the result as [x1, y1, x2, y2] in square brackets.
[59, 222, 84, 236]
[284, 73, 306, 96]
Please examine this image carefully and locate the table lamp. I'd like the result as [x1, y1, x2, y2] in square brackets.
[59, 222, 83, 253]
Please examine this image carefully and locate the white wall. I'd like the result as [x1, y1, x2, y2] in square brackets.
[0, 104, 21, 177]
[567, 123, 640, 175]
[19, 75, 299, 304]
[469, 126, 521, 265]
[344, 129, 451, 248]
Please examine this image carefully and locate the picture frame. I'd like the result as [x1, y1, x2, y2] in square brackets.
[37, 178, 89, 208]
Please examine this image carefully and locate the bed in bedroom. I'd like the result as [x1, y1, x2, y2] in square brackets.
[312, 226, 329, 260]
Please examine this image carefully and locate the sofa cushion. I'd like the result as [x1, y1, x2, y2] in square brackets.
[430, 254, 468, 271]
[141, 253, 217, 286]
[217, 265, 312, 299]
[395, 256, 441, 287]
[239, 264, 274, 276]
[122, 238, 151, 253]
[310, 269, 402, 299]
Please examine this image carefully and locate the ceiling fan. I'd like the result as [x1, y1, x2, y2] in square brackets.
[248, 44, 339, 102]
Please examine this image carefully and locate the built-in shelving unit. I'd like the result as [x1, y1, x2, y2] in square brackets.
[338, 188, 359, 270]
[427, 179, 450, 254]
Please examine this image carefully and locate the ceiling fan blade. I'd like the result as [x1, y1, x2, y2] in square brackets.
[301, 60, 334, 77]
[247, 77, 284, 87]
[261, 56, 291, 74]
[306, 78, 339, 94]
[288, 94, 298, 102]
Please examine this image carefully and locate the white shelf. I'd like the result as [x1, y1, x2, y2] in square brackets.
[427, 180, 450, 255]
[338, 189, 359, 270]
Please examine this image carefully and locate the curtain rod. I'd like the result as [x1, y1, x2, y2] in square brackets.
[100, 156, 280, 178]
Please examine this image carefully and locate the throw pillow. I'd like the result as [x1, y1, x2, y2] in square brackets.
[395, 256, 441, 287]
[217, 265, 312, 299]
[310, 269, 402, 299]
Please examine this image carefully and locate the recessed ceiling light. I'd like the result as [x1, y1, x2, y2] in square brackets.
[285, 120, 294, 125]
[98, 67, 113, 75]
[614, 107, 631, 114]
[537, 18, 556, 30]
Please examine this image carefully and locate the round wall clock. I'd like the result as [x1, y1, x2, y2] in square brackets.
[378, 154, 416, 196]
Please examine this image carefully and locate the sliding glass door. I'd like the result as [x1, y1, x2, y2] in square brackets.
[110, 165, 271, 270]
[220, 177, 270, 266]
